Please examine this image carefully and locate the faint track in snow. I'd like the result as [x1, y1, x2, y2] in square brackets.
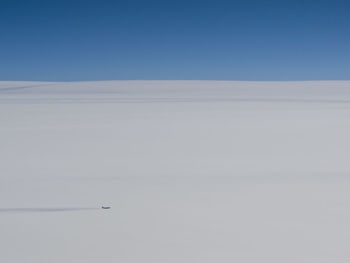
[0, 83, 53, 93]
[0, 97, 350, 104]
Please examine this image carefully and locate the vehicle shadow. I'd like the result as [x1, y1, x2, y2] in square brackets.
[0, 207, 99, 213]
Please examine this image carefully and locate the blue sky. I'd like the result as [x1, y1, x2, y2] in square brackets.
[1, 0, 349, 81]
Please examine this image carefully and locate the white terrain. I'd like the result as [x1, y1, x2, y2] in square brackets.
[1, 80, 350, 262]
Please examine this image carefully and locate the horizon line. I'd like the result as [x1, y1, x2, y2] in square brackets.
[1, 79, 350, 83]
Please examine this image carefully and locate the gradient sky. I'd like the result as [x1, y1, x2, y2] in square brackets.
[1, 0, 349, 81]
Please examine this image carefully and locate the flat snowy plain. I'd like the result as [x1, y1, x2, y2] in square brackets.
[1, 80, 350, 262]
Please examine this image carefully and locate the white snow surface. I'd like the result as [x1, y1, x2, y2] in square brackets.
[1, 80, 350, 262]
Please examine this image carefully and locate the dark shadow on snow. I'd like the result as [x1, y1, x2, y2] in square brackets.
[0, 207, 99, 213]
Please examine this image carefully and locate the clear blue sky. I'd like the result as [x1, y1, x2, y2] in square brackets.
[1, 0, 349, 81]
